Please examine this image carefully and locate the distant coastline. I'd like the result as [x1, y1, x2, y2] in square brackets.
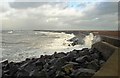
[33, 30, 119, 37]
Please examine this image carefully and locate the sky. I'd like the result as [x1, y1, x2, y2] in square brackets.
[0, 0, 119, 30]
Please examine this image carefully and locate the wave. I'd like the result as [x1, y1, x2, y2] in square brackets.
[2, 31, 100, 62]
[2, 41, 29, 44]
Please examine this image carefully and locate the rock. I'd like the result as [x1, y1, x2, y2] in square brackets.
[48, 58, 58, 66]
[20, 62, 29, 68]
[29, 70, 36, 76]
[38, 58, 46, 66]
[25, 58, 31, 61]
[55, 71, 65, 78]
[24, 64, 36, 73]
[47, 68, 57, 78]
[86, 59, 100, 70]
[29, 70, 39, 76]
[90, 53, 99, 60]
[44, 55, 51, 60]
[43, 63, 50, 69]
[3, 70, 10, 75]
[2, 64, 9, 70]
[54, 57, 67, 69]
[62, 64, 74, 74]
[40, 55, 44, 58]
[1, 59, 8, 65]
[90, 48, 99, 54]
[70, 68, 95, 77]
[2, 74, 10, 77]
[9, 65, 19, 76]
[85, 55, 93, 62]
[45, 59, 50, 63]
[17, 68, 29, 76]
[78, 50, 90, 57]
[53, 52, 66, 58]
[34, 60, 44, 66]
[38, 69, 48, 78]
[99, 60, 105, 66]
[1, 47, 107, 77]
[29, 69, 48, 77]
[73, 49, 80, 53]
[75, 55, 88, 63]
[81, 48, 89, 51]
[32, 58, 35, 60]
[89, 49, 95, 54]
[68, 44, 71, 46]
[67, 62, 79, 65]
[66, 52, 76, 61]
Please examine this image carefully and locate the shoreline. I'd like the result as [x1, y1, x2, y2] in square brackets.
[1, 44, 107, 78]
[1, 30, 119, 78]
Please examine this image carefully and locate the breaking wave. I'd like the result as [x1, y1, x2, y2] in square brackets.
[1, 30, 100, 62]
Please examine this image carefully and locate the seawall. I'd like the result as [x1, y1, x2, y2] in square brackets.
[100, 36, 120, 47]
[92, 37, 119, 77]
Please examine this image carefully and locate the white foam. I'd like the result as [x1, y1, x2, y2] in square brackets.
[2, 31, 97, 62]
[8, 31, 13, 34]
[84, 33, 94, 48]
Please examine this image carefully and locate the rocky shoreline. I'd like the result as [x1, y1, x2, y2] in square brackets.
[1, 46, 106, 78]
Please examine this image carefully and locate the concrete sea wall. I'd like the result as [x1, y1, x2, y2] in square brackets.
[100, 36, 120, 47]
[92, 39, 119, 77]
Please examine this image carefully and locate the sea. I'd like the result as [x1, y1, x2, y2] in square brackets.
[0, 30, 99, 62]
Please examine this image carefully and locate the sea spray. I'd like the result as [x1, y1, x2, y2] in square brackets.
[84, 33, 94, 48]
[2, 31, 98, 62]
[2, 31, 76, 62]
[84, 33, 101, 48]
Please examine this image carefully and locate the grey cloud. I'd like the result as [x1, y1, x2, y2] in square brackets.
[9, 2, 47, 9]
[95, 2, 118, 15]
[2, 1, 118, 30]
[9, 2, 65, 9]
[81, 2, 118, 24]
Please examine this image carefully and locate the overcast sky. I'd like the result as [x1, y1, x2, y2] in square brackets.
[0, 0, 119, 30]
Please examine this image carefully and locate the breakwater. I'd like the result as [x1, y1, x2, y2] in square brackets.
[1, 42, 110, 78]
[1, 34, 119, 78]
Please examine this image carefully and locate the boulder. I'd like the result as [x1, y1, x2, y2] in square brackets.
[1, 59, 8, 65]
[76, 55, 88, 63]
[17, 69, 29, 76]
[55, 71, 65, 78]
[79, 50, 90, 57]
[23, 64, 36, 73]
[99, 60, 105, 66]
[34, 60, 44, 66]
[53, 52, 66, 58]
[90, 53, 99, 60]
[9, 65, 18, 76]
[66, 62, 79, 65]
[54, 57, 67, 69]
[43, 63, 51, 69]
[25, 58, 31, 61]
[29, 70, 40, 76]
[48, 58, 58, 66]
[38, 69, 48, 78]
[62, 64, 74, 74]
[86, 59, 100, 70]
[3, 70, 10, 75]
[20, 62, 29, 68]
[47, 68, 57, 78]
[70, 68, 95, 77]
[65, 52, 76, 61]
